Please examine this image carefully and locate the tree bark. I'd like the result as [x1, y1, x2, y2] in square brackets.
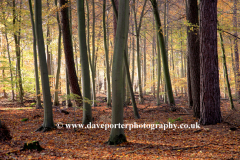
[103, 0, 111, 107]
[60, 0, 82, 107]
[53, 0, 62, 106]
[108, 0, 129, 145]
[219, 29, 234, 110]
[186, 0, 200, 117]
[76, 0, 92, 124]
[199, 0, 222, 125]
[13, 0, 23, 104]
[34, 0, 54, 131]
[233, 0, 240, 100]
[28, 0, 42, 109]
[151, 0, 175, 105]
[132, 0, 147, 104]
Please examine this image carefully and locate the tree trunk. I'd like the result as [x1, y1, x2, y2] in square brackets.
[152, 21, 156, 97]
[131, 20, 135, 88]
[28, 0, 42, 109]
[151, 0, 175, 105]
[132, 0, 147, 104]
[13, 0, 23, 104]
[199, 0, 222, 125]
[65, 68, 72, 107]
[186, 0, 200, 117]
[103, 0, 111, 107]
[219, 29, 234, 110]
[108, 0, 129, 145]
[34, 0, 54, 131]
[233, 0, 240, 100]
[2, 7, 15, 101]
[60, 0, 82, 108]
[76, 0, 92, 124]
[91, 0, 96, 106]
[46, 0, 51, 76]
[53, 0, 62, 106]
[143, 31, 146, 95]
[156, 35, 161, 105]
[112, 0, 140, 119]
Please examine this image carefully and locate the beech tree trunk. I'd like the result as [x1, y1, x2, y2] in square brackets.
[76, 0, 92, 124]
[219, 29, 234, 110]
[34, 0, 54, 131]
[186, 0, 200, 118]
[103, 0, 111, 107]
[60, 0, 82, 107]
[53, 0, 62, 106]
[28, 0, 42, 109]
[151, 0, 175, 105]
[108, 0, 129, 145]
[13, 0, 23, 104]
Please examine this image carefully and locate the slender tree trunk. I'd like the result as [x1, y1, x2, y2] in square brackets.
[163, 0, 168, 104]
[186, 0, 200, 116]
[233, 0, 240, 100]
[65, 68, 72, 107]
[112, 0, 140, 119]
[60, 0, 82, 108]
[46, 0, 51, 76]
[229, 38, 236, 94]
[13, 0, 23, 104]
[53, 0, 62, 106]
[131, 21, 135, 87]
[2, 6, 15, 101]
[76, 0, 92, 124]
[199, 0, 222, 125]
[151, 0, 175, 105]
[143, 31, 146, 95]
[108, 0, 129, 145]
[156, 35, 161, 105]
[133, 0, 147, 104]
[28, 0, 42, 109]
[0, 36, 6, 98]
[103, 0, 111, 107]
[91, 0, 96, 106]
[152, 17, 156, 97]
[86, 0, 93, 77]
[219, 29, 234, 110]
[34, 0, 54, 131]
[180, 25, 184, 95]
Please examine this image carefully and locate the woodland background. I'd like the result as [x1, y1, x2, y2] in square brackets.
[0, 0, 239, 159]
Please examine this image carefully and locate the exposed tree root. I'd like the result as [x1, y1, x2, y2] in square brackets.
[35, 126, 55, 132]
[107, 134, 127, 145]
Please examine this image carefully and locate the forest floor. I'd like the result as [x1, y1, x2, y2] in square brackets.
[0, 95, 240, 159]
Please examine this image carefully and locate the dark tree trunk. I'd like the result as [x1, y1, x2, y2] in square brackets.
[233, 0, 240, 100]
[187, 55, 193, 108]
[186, 0, 200, 118]
[199, 0, 222, 125]
[60, 0, 82, 107]
[113, 0, 118, 37]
